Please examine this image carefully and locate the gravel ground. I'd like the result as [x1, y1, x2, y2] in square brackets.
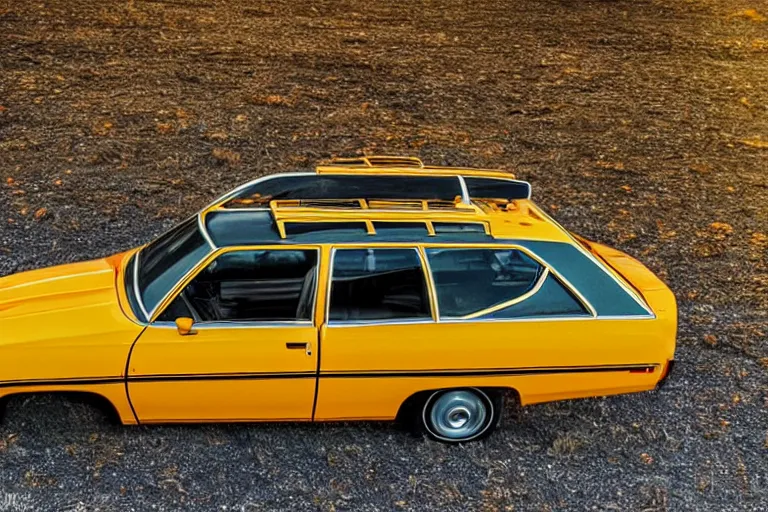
[1, 0, 767, 510]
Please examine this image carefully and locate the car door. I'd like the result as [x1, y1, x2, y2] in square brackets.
[314, 245, 439, 420]
[127, 246, 321, 422]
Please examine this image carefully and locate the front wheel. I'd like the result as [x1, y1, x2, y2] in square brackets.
[420, 388, 501, 443]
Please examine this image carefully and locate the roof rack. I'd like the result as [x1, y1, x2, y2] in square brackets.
[317, 155, 519, 180]
[326, 156, 425, 168]
[268, 198, 489, 239]
[269, 198, 474, 212]
[207, 158, 531, 217]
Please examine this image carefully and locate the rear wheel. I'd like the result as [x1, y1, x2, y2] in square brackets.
[420, 388, 501, 443]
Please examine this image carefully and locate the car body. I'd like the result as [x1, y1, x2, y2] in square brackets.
[0, 156, 677, 442]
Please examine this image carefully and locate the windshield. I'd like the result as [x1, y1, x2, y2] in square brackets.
[137, 217, 211, 317]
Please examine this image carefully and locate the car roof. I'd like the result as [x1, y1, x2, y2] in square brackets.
[198, 157, 575, 247]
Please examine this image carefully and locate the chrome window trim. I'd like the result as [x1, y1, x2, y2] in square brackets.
[456, 176, 471, 204]
[151, 320, 315, 329]
[148, 246, 321, 325]
[197, 212, 217, 250]
[327, 318, 436, 328]
[204, 172, 317, 210]
[325, 247, 334, 325]
[419, 247, 440, 321]
[532, 207, 655, 317]
[305, 256, 321, 326]
[211, 207, 271, 212]
[326, 246, 433, 326]
[423, 245, 597, 321]
[437, 314, 654, 325]
[133, 250, 151, 321]
[326, 315, 655, 328]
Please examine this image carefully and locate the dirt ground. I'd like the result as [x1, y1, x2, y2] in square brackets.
[0, 0, 767, 510]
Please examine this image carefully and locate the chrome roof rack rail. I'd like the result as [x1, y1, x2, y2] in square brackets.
[327, 156, 425, 168]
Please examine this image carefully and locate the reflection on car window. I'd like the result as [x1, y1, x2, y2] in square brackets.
[482, 272, 589, 319]
[138, 217, 210, 315]
[157, 249, 318, 323]
[426, 248, 543, 318]
[329, 248, 431, 322]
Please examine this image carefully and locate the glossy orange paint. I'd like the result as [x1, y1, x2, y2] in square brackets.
[0, 160, 677, 429]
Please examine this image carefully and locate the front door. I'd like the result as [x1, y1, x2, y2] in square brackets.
[127, 247, 320, 422]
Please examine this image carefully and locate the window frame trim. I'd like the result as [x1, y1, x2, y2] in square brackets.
[322, 242, 600, 326]
[149, 245, 322, 327]
[325, 246, 436, 326]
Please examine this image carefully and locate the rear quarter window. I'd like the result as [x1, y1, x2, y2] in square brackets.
[425, 247, 588, 320]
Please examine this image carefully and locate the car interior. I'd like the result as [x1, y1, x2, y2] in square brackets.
[427, 248, 543, 317]
[329, 249, 431, 321]
[172, 250, 318, 322]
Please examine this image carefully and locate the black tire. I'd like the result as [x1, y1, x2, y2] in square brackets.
[418, 388, 502, 444]
[0, 396, 9, 424]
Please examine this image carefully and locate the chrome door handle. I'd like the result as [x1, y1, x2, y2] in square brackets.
[286, 342, 312, 356]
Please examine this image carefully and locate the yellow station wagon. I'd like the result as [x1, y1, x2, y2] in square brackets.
[0, 157, 676, 443]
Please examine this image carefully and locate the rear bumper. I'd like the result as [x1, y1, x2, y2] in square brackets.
[655, 360, 675, 390]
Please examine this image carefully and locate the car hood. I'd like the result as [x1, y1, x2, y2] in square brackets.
[0, 253, 143, 345]
[0, 258, 117, 319]
[0, 253, 145, 381]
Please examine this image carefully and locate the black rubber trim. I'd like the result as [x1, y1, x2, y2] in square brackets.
[655, 360, 675, 390]
[320, 364, 657, 379]
[129, 372, 316, 382]
[124, 324, 149, 424]
[0, 377, 123, 389]
[311, 328, 323, 421]
[1, 364, 657, 390]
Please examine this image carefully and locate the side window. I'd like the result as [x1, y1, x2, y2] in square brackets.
[482, 273, 589, 319]
[329, 248, 431, 322]
[157, 249, 318, 323]
[425, 248, 588, 319]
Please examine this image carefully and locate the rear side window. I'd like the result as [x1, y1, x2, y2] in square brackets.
[329, 248, 431, 322]
[426, 248, 542, 318]
[426, 247, 589, 319]
[481, 272, 589, 319]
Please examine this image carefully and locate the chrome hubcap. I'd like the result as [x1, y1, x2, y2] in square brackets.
[428, 390, 488, 440]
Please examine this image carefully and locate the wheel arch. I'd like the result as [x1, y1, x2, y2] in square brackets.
[0, 390, 123, 425]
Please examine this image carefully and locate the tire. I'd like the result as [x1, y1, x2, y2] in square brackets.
[419, 388, 501, 443]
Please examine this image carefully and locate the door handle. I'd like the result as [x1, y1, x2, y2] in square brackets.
[286, 342, 312, 356]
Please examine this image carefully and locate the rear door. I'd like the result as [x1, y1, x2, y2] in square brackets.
[314, 246, 437, 420]
[127, 246, 321, 422]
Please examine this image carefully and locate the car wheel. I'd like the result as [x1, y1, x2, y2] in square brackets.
[420, 388, 501, 443]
